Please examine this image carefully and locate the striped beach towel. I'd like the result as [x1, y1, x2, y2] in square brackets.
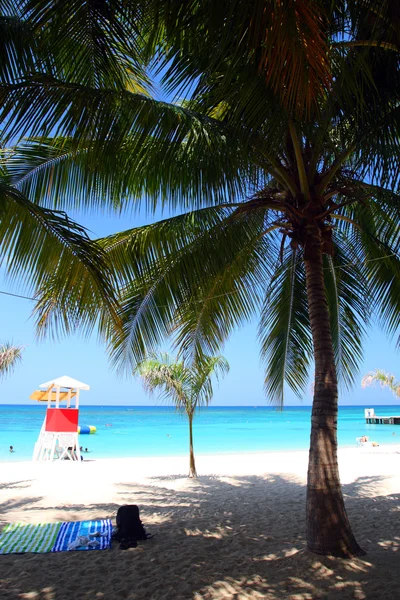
[0, 522, 62, 554]
[52, 519, 112, 552]
[0, 519, 112, 554]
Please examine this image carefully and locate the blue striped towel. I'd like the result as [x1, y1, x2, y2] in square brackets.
[52, 519, 112, 552]
[0, 520, 112, 554]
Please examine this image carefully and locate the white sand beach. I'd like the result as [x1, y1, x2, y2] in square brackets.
[0, 447, 399, 600]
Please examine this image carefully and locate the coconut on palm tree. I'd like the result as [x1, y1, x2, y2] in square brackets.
[0, 343, 23, 378]
[362, 370, 400, 398]
[1, 1, 400, 558]
[135, 353, 229, 477]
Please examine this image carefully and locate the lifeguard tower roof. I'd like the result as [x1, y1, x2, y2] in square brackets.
[39, 375, 90, 390]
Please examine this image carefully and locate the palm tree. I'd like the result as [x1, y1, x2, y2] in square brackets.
[96, 8, 399, 557]
[0, 342, 23, 378]
[135, 353, 229, 477]
[362, 370, 400, 398]
[1, 1, 399, 558]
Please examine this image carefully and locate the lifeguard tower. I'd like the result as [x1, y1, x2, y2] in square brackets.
[31, 375, 90, 462]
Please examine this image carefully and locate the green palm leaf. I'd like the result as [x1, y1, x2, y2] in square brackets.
[259, 249, 312, 404]
[323, 245, 367, 392]
[103, 206, 260, 369]
[155, 0, 332, 115]
[102, 204, 283, 369]
[342, 194, 400, 340]
[0, 181, 119, 337]
[0, 341, 23, 378]
[4, 117, 256, 212]
[5, 138, 127, 212]
[8, 0, 150, 90]
[362, 368, 400, 398]
[0, 13, 37, 84]
[173, 220, 273, 363]
[190, 354, 230, 406]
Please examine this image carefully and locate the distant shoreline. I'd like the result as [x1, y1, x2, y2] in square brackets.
[2, 442, 399, 466]
[1, 403, 400, 408]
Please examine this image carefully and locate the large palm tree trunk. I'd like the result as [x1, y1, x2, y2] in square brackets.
[304, 235, 364, 557]
[188, 414, 197, 478]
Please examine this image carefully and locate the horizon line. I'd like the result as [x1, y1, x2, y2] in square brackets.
[0, 403, 397, 408]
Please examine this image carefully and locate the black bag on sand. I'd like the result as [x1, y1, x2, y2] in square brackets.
[114, 505, 153, 550]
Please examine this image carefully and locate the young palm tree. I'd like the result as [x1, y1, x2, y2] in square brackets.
[135, 353, 229, 477]
[1, 1, 399, 558]
[362, 370, 400, 398]
[0, 343, 23, 378]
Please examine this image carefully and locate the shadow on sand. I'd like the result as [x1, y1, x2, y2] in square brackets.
[0, 473, 398, 599]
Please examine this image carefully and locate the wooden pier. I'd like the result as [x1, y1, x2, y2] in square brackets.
[365, 415, 400, 425]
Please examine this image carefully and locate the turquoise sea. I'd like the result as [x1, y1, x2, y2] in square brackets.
[1, 404, 399, 462]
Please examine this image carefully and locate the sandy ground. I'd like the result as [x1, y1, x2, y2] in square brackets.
[0, 447, 399, 600]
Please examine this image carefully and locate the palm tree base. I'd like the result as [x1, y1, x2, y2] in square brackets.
[307, 545, 366, 558]
[306, 489, 366, 558]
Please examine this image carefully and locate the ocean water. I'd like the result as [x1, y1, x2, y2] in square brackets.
[1, 404, 399, 462]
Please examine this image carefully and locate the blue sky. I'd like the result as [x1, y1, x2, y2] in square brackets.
[1, 206, 399, 407]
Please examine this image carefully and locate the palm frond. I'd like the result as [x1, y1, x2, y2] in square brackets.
[104, 208, 239, 370]
[0, 14, 38, 84]
[0, 181, 120, 338]
[341, 193, 400, 342]
[156, 0, 332, 116]
[22, 0, 150, 91]
[3, 112, 259, 213]
[259, 248, 312, 404]
[173, 222, 274, 364]
[4, 138, 127, 212]
[135, 351, 229, 411]
[103, 206, 272, 371]
[134, 353, 190, 407]
[0, 342, 23, 378]
[323, 240, 368, 391]
[191, 354, 230, 407]
[0, 80, 170, 148]
[362, 368, 400, 397]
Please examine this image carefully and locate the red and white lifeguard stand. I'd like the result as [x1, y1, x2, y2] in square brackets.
[31, 375, 90, 462]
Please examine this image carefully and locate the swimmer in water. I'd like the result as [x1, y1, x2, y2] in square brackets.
[9, 445, 14, 453]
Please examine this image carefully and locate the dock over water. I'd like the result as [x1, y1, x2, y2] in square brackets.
[364, 408, 400, 425]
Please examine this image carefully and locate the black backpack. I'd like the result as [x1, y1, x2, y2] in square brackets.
[114, 505, 151, 549]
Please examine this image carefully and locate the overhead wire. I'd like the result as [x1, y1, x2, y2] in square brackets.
[0, 252, 397, 306]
